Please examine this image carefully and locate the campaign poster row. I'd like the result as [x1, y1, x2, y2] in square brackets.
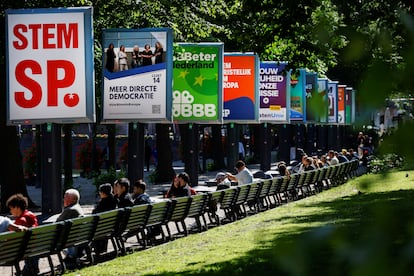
[5, 8, 355, 126]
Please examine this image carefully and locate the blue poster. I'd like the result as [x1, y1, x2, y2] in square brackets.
[290, 69, 306, 122]
[317, 78, 329, 123]
[305, 71, 318, 123]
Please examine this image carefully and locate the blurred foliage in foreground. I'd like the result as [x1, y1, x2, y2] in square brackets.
[367, 153, 405, 173]
[68, 171, 414, 276]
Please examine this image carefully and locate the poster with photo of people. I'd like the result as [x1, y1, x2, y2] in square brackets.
[102, 28, 173, 122]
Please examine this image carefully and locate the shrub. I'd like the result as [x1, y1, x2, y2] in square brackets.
[76, 140, 103, 177]
[118, 141, 128, 169]
[22, 143, 37, 178]
[148, 170, 159, 184]
[367, 153, 404, 174]
[93, 167, 126, 191]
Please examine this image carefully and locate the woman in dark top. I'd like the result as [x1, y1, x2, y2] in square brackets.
[141, 44, 153, 66]
[165, 172, 196, 198]
[153, 41, 164, 64]
[277, 162, 290, 177]
[105, 43, 116, 72]
[165, 175, 181, 198]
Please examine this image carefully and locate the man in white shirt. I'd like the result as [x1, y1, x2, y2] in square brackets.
[226, 160, 254, 185]
[328, 150, 339, 165]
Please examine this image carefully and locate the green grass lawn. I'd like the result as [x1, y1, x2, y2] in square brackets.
[68, 170, 414, 275]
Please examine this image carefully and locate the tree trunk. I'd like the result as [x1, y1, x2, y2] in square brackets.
[91, 123, 100, 176]
[0, 126, 38, 211]
[212, 124, 225, 170]
[107, 124, 116, 171]
[62, 124, 73, 191]
[155, 124, 175, 183]
[0, 18, 36, 210]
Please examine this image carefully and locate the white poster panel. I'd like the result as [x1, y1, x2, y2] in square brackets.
[102, 28, 173, 123]
[6, 7, 95, 125]
[327, 80, 338, 123]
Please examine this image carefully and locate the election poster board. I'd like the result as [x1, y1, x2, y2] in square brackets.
[173, 43, 223, 123]
[290, 69, 306, 122]
[305, 71, 318, 123]
[351, 88, 356, 124]
[345, 86, 353, 125]
[317, 78, 329, 124]
[259, 62, 290, 123]
[102, 28, 173, 123]
[327, 80, 338, 123]
[223, 53, 259, 122]
[6, 7, 95, 125]
[338, 84, 346, 124]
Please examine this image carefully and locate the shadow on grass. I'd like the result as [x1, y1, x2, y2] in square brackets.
[145, 189, 414, 276]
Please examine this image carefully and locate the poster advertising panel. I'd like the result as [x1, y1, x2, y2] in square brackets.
[6, 7, 95, 125]
[345, 86, 353, 125]
[223, 53, 259, 122]
[317, 78, 329, 124]
[290, 69, 306, 122]
[338, 84, 346, 124]
[259, 62, 290, 123]
[351, 88, 356, 124]
[173, 43, 223, 123]
[305, 71, 318, 123]
[327, 80, 338, 123]
[102, 28, 173, 122]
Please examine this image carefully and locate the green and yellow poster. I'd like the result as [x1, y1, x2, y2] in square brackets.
[173, 43, 223, 123]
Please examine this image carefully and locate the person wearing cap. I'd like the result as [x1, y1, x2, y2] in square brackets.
[215, 172, 231, 191]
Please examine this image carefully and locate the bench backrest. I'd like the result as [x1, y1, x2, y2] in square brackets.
[93, 208, 125, 241]
[234, 184, 251, 206]
[146, 200, 172, 227]
[22, 222, 64, 259]
[279, 175, 291, 193]
[121, 204, 151, 236]
[187, 193, 209, 218]
[267, 177, 283, 196]
[0, 230, 28, 266]
[58, 215, 97, 250]
[169, 197, 192, 222]
[246, 181, 262, 203]
[259, 179, 272, 198]
[219, 187, 239, 210]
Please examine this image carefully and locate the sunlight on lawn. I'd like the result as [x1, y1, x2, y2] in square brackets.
[68, 170, 414, 276]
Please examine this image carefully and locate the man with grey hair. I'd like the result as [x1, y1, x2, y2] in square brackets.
[56, 188, 84, 221]
[56, 188, 85, 268]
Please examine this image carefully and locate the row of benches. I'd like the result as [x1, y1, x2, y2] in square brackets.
[0, 159, 362, 275]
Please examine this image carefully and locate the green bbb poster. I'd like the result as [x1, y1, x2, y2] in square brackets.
[173, 43, 223, 123]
